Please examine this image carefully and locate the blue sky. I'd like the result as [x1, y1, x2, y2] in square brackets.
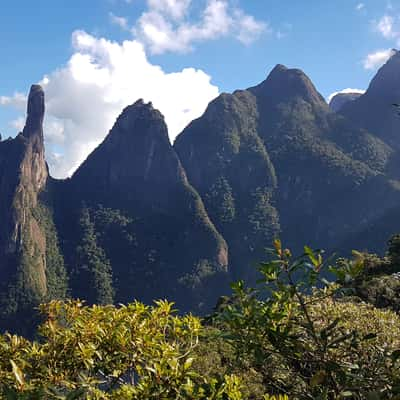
[1, 0, 399, 177]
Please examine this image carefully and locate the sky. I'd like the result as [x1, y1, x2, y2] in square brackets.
[1, 0, 400, 178]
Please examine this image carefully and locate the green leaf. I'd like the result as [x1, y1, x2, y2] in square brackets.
[310, 370, 326, 387]
[304, 246, 319, 267]
[10, 360, 25, 387]
[67, 388, 87, 400]
[184, 357, 194, 370]
[340, 391, 354, 397]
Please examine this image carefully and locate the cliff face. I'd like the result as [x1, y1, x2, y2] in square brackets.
[0, 85, 50, 333]
[341, 50, 400, 153]
[58, 100, 228, 312]
[329, 92, 363, 112]
[174, 90, 280, 282]
[176, 64, 400, 263]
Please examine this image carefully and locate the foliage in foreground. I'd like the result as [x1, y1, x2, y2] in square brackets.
[206, 241, 400, 399]
[1, 241, 400, 399]
[0, 300, 245, 399]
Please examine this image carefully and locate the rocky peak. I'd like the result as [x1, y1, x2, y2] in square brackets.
[366, 49, 400, 97]
[250, 64, 326, 106]
[113, 99, 169, 143]
[72, 98, 188, 205]
[340, 49, 400, 150]
[0, 84, 49, 326]
[23, 85, 45, 140]
[329, 92, 363, 112]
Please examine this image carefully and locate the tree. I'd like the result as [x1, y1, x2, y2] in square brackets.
[71, 207, 114, 305]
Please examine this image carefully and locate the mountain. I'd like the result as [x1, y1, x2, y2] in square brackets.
[53, 99, 228, 313]
[336, 50, 400, 251]
[0, 86, 67, 334]
[329, 92, 363, 112]
[175, 64, 400, 275]
[174, 88, 280, 282]
[341, 50, 400, 154]
[2, 58, 400, 334]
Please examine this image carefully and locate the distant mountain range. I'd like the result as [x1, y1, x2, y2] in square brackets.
[1, 50, 400, 334]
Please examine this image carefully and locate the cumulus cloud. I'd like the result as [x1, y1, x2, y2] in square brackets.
[146, 0, 191, 20]
[327, 88, 365, 104]
[135, 0, 268, 54]
[109, 12, 129, 30]
[1, 31, 219, 178]
[1, 1, 267, 178]
[363, 48, 396, 69]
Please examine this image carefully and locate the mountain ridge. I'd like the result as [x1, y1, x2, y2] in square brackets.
[1, 60, 400, 333]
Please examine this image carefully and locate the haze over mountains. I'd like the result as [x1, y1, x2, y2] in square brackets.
[1, 50, 400, 334]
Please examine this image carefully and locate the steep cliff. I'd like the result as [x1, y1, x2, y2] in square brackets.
[176, 64, 400, 266]
[0, 85, 67, 334]
[329, 92, 363, 112]
[340, 50, 400, 176]
[56, 100, 228, 312]
[175, 90, 280, 282]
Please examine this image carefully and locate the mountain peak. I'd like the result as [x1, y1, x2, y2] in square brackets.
[270, 64, 288, 73]
[250, 64, 326, 106]
[73, 99, 179, 191]
[366, 49, 400, 96]
[23, 84, 45, 139]
[329, 92, 363, 112]
[117, 99, 164, 127]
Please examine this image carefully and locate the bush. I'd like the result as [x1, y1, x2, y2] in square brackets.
[0, 300, 244, 399]
[211, 241, 400, 399]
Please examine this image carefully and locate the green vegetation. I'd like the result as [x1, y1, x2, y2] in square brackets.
[2, 239, 400, 399]
[0, 300, 244, 399]
[71, 207, 114, 305]
[35, 203, 68, 302]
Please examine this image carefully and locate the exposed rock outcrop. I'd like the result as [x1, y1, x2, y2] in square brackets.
[63, 99, 229, 311]
[341, 50, 400, 151]
[0, 85, 50, 333]
[329, 92, 363, 112]
[175, 64, 400, 263]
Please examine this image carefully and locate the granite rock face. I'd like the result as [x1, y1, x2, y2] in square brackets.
[0, 85, 49, 333]
[175, 64, 400, 265]
[62, 99, 229, 312]
[329, 92, 363, 112]
[341, 50, 400, 151]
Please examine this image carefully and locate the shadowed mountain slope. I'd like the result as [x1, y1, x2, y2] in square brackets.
[54, 99, 229, 312]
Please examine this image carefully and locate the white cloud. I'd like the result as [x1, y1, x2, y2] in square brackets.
[9, 116, 25, 132]
[356, 3, 365, 11]
[0, 92, 26, 109]
[1, 1, 266, 178]
[109, 12, 129, 30]
[135, 0, 268, 54]
[372, 13, 400, 43]
[327, 88, 365, 103]
[147, 0, 191, 20]
[376, 15, 396, 38]
[1, 31, 219, 178]
[363, 48, 396, 69]
[235, 10, 268, 45]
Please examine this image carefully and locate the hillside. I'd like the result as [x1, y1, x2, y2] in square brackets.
[1, 55, 400, 333]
